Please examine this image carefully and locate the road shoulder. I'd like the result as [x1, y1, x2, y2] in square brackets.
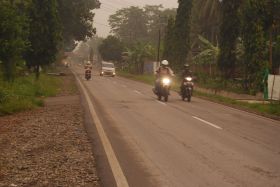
[0, 69, 100, 186]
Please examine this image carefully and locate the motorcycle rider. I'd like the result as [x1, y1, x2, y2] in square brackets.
[154, 60, 174, 94]
[180, 63, 193, 94]
[84, 61, 92, 80]
[84, 61, 92, 70]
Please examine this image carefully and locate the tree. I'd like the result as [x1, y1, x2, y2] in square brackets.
[218, 0, 242, 79]
[109, 6, 149, 45]
[193, 35, 219, 76]
[57, 0, 100, 51]
[98, 36, 124, 62]
[0, 1, 29, 81]
[26, 0, 62, 79]
[173, 0, 193, 70]
[126, 42, 155, 74]
[191, 0, 222, 44]
[162, 16, 175, 65]
[241, 0, 267, 92]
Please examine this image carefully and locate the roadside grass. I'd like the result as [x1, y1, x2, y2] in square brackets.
[0, 74, 61, 115]
[194, 90, 280, 117]
[118, 71, 280, 118]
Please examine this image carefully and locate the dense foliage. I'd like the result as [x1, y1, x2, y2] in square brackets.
[218, 0, 242, 79]
[57, 0, 100, 51]
[26, 0, 62, 79]
[0, 0, 100, 81]
[0, 1, 29, 81]
[108, 5, 176, 46]
[98, 36, 124, 62]
[172, 0, 193, 70]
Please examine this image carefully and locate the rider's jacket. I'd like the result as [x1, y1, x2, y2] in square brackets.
[84, 64, 92, 70]
[181, 69, 192, 78]
[156, 66, 174, 78]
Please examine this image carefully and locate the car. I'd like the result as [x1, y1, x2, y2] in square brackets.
[100, 62, 116, 77]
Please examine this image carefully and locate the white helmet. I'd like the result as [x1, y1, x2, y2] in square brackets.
[161, 60, 169, 66]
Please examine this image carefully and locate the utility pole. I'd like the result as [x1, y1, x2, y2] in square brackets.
[157, 29, 161, 66]
[269, 26, 273, 73]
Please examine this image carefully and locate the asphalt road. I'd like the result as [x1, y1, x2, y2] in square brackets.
[73, 65, 280, 187]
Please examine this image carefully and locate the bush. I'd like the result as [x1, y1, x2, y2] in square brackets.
[0, 74, 61, 115]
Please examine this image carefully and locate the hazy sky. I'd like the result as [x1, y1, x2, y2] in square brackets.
[93, 0, 178, 37]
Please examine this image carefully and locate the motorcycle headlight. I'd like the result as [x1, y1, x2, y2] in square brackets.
[162, 78, 171, 85]
[185, 77, 192, 81]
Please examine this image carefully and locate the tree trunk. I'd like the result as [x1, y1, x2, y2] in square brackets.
[35, 65, 40, 80]
[4, 58, 15, 82]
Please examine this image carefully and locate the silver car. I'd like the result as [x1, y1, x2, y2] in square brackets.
[100, 62, 116, 77]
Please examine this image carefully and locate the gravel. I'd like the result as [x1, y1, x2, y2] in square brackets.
[0, 71, 100, 187]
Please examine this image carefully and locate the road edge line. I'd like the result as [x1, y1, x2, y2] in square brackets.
[73, 72, 129, 187]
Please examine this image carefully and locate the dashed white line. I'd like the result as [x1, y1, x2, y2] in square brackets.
[156, 100, 167, 106]
[192, 116, 222, 130]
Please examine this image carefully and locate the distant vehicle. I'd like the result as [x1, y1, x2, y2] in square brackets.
[100, 62, 116, 77]
[85, 69, 91, 80]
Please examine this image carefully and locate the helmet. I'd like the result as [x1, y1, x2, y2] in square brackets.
[86, 61, 91, 65]
[184, 64, 190, 68]
[161, 60, 169, 66]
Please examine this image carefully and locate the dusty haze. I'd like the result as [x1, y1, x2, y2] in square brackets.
[93, 0, 178, 37]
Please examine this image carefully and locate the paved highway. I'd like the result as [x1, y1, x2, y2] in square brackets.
[73, 65, 280, 187]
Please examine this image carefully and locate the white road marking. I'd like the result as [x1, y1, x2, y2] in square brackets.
[134, 90, 142, 95]
[156, 100, 167, 106]
[192, 116, 222, 130]
[74, 72, 129, 187]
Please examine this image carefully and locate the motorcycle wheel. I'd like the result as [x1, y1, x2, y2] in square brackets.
[158, 95, 162, 101]
[187, 96, 191, 102]
[164, 95, 168, 102]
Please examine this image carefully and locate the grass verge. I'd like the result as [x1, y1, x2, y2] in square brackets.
[0, 74, 61, 115]
[118, 71, 280, 119]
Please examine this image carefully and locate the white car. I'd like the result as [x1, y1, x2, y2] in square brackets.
[100, 62, 116, 77]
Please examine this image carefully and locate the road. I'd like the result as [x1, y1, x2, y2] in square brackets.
[73, 65, 280, 187]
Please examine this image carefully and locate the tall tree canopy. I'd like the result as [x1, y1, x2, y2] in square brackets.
[173, 0, 193, 69]
[218, 0, 242, 79]
[108, 6, 176, 46]
[109, 6, 149, 45]
[0, 1, 29, 81]
[191, 0, 221, 44]
[57, 0, 100, 51]
[241, 0, 268, 92]
[98, 35, 124, 62]
[26, 0, 62, 79]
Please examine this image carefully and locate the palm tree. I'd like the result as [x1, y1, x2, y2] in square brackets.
[193, 35, 219, 76]
[126, 43, 155, 74]
[192, 0, 222, 44]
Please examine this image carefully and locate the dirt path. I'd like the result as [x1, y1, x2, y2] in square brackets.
[0, 69, 100, 187]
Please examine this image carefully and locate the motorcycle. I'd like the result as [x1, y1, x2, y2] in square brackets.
[85, 69, 91, 80]
[181, 76, 193, 102]
[154, 77, 171, 102]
